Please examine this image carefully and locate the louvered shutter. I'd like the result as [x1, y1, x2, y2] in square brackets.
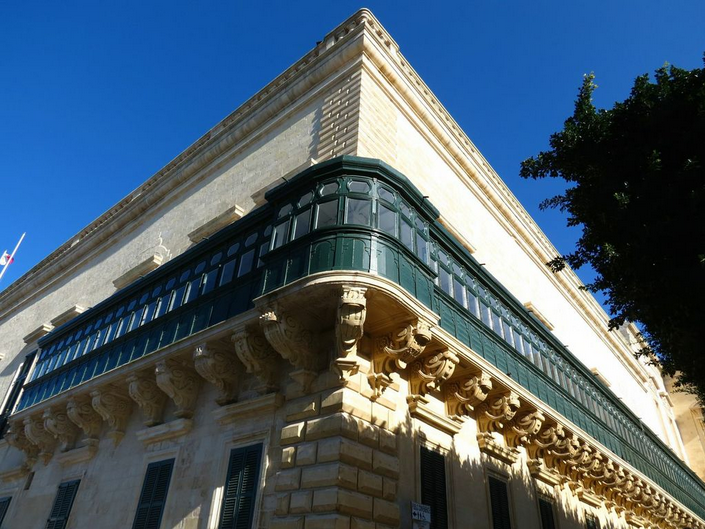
[420, 446, 448, 529]
[46, 480, 80, 529]
[132, 459, 174, 529]
[0, 496, 11, 525]
[538, 498, 555, 529]
[218, 443, 263, 529]
[488, 476, 512, 529]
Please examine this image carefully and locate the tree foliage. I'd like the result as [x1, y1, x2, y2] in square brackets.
[520, 59, 705, 401]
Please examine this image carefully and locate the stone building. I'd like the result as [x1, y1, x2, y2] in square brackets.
[0, 9, 703, 529]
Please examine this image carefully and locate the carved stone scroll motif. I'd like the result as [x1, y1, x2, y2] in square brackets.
[67, 395, 103, 442]
[193, 342, 242, 405]
[446, 371, 492, 419]
[24, 415, 56, 464]
[127, 372, 168, 426]
[524, 421, 563, 461]
[368, 320, 433, 400]
[332, 286, 367, 384]
[91, 388, 133, 445]
[231, 328, 279, 391]
[43, 408, 80, 452]
[155, 359, 201, 419]
[260, 307, 322, 392]
[5, 421, 39, 466]
[407, 349, 459, 404]
[475, 390, 520, 434]
[503, 408, 545, 449]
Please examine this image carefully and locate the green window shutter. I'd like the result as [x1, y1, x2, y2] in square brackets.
[218, 443, 263, 529]
[488, 476, 512, 529]
[46, 479, 80, 529]
[585, 514, 600, 529]
[132, 458, 174, 529]
[0, 496, 11, 525]
[420, 446, 448, 529]
[538, 498, 555, 529]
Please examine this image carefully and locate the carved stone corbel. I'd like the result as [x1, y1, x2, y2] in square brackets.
[368, 320, 433, 399]
[407, 349, 459, 405]
[475, 390, 521, 434]
[332, 286, 367, 384]
[127, 372, 168, 426]
[155, 359, 201, 419]
[446, 371, 492, 419]
[91, 388, 133, 445]
[193, 342, 242, 405]
[544, 430, 581, 471]
[260, 307, 322, 391]
[67, 395, 103, 443]
[231, 328, 279, 391]
[503, 408, 545, 449]
[24, 415, 56, 464]
[43, 408, 79, 452]
[525, 421, 563, 460]
[5, 421, 39, 467]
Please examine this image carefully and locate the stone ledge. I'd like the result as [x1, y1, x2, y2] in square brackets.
[188, 205, 245, 243]
[23, 323, 54, 344]
[55, 443, 97, 466]
[136, 418, 193, 445]
[476, 432, 519, 465]
[113, 254, 164, 290]
[408, 400, 462, 436]
[213, 392, 283, 426]
[570, 483, 603, 508]
[0, 465, 29, 483]
[527, 459, 562, 487]
[51, 305, 87, 327]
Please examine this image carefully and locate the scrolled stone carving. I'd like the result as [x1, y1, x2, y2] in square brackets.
[446, 371, 492, 419]
[407, 349, 459, 403]
[231, 329, 279, 390]
[475, 390, 521, 433]
[5, 421, 39, 466]
[43, 407, 79, 452]
[91, 388, 133, 445]
[155, 359, 201, 419]
[332, 286, 367, 384]
[67, 395, 103, 441]
[193, 342, 242, 405]
[525, 421, 563, 460]
[127, 372, 168, 426]
[503, 408, 545, 449]
[543, 429, 581, 470]
[24, 415, 56, 464]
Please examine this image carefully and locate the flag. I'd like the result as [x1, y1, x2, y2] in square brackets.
[0, 251, 13, 266]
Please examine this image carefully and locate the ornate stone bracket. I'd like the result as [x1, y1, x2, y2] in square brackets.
[446, 371, 492, 419]
[368, 320, 432, 400]
[43, 407, 80, 452]
[193, 342, 242, 405]
[127, 372, 168, 426]
[332, 286, 367, 384]
[24, 415, 56, 464]
[155, 359, 201, 419]
[260, 307, 322, 391]
[503, 408, 545, 449]
[67, 395, 103, 443]
[5, 421, 39, 467]
[407, 349, 459, 405]
[475, 390, 520, 434]
[477, 432, 519, 465]
[91, 388, 133, 445]
[231, 328, 279, 391]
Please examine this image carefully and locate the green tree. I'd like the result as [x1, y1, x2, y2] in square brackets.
[520, 59, 705, 401]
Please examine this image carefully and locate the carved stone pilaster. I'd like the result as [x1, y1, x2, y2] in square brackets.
[43, 408, 79, 452]
[407, 349, 459, 405]
[155, 359, 201, 419]
[260, 308, 322, 391]
[67, 395, 103, 442]
[24, 415, 56, 464]
[446, 371, 492, 419]
[475, 390, 520, 434]
[127, 372, 168, 426]
[332, 286, 367, 384]
[231, 329, 279, 390]
[193, 342, 242, 405]
[368, 320, 433, 399]
[5, 422, 39, 467]
[91, 388, 133, 445]
[503, 408, 545, 449]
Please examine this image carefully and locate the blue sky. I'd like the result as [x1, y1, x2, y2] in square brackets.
[1, 1, 703, 308]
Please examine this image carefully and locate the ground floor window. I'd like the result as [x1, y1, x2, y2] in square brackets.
[46, 479, 80, 529]
[420, 445, 448, 529]
[218, 443, 263, 529]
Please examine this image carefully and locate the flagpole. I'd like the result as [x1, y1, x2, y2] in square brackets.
[0, 232, 25, 282]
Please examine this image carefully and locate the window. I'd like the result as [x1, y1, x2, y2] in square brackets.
[488, 476, 511, 529]
[0, 351, 36, 437]
[132, 459, 174, 529]
[585, 513, 600, 529]
[538, 498, 556, 529]
[218, 443, 263, 529]
[420, 446, 448, 529]
[46, 479, 80, 529]
[0, 496, 11, 525]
